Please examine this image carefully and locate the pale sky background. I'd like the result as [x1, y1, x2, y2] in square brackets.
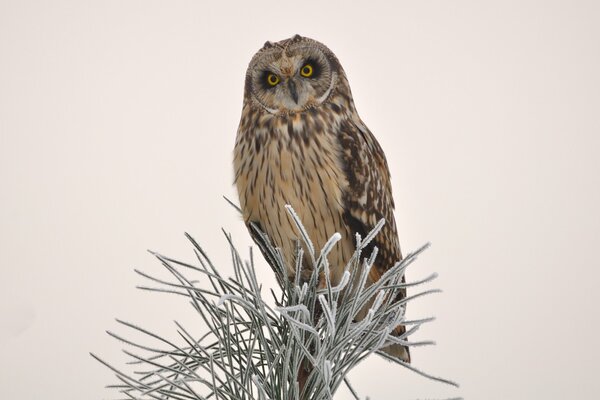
[1, 1, 599, 399]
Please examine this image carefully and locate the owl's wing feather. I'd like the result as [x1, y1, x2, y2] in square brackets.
[338, 117, 403, 278]
[338, 117, 410, 362]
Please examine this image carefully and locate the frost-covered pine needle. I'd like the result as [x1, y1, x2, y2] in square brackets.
[92, 206, 460, 400]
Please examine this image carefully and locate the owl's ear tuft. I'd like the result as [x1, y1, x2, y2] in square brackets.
[291, 34, 303, 42]
[262, 41, 274, 50]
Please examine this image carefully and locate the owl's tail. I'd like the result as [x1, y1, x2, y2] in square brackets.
[381, 324, 411, 363]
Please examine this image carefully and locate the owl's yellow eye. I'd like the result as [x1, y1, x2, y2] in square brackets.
[300, 64, 313, 77]
[267, 73, 280, 86]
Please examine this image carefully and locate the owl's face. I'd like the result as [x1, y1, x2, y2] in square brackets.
[245, 35, 341, 114]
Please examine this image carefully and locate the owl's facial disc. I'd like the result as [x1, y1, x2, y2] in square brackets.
[248, 38, 337, 114]
[260, 56, 322, 110]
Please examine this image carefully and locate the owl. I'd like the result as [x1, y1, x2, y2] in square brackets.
[233, 35, 409, 363]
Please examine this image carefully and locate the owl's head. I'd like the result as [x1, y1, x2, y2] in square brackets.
[244, 35, 344, 114]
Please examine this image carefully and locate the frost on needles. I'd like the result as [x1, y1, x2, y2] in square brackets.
[92, 205, 460, 400]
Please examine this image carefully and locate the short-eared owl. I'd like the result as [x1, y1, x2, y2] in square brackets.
[233, 35, 409, 362]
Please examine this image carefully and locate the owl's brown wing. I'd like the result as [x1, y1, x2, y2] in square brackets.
[338, 116, 410, 362]
[338, 117, 403, 277]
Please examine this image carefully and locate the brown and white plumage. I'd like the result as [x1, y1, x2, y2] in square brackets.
[233, 35, 409, 362]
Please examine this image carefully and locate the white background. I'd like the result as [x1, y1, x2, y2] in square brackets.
[1, 1, 599, 399]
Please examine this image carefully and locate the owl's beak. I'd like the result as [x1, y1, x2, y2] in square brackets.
[287, 79, 299, 104]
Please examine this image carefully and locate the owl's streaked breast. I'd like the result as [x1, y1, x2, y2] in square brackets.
[234, 110, 353, 283]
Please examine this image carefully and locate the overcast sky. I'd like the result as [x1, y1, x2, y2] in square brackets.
[1, 1, 599, 399]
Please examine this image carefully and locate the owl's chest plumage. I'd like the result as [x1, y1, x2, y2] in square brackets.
[234, 109, 354, 282]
